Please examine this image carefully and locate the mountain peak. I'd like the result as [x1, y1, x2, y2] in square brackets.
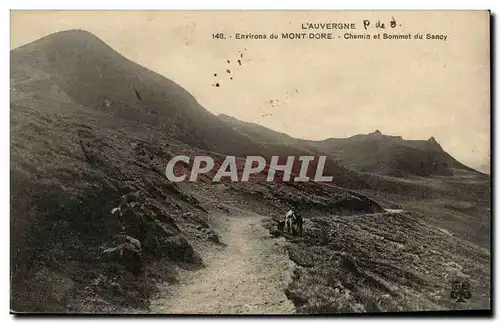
[52, 28, 95, 36]
[43, 29, 102, 41]
[426, 136, 444, 151]
[368, 129, 383, 137]
[12, 29, 111, 55]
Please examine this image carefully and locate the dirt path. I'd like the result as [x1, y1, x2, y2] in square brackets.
[150, 212, 295, 314]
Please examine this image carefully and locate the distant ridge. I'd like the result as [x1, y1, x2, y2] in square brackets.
[219, 115, 484, 177]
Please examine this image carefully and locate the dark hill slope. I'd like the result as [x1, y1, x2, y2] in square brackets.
[11, 29, 366, 189]
[11, 29, 261, 156]
[218, 114, 301, 146]
[10, 30, 381, 312]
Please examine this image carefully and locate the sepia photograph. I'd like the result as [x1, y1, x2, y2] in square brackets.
[9, 10, 491, 315]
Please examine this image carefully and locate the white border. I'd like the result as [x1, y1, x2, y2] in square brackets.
[3, 1, 497, 324]
[3, 1, 497, 10]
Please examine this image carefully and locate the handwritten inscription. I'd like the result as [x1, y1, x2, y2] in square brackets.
[363, 17, 400, 30]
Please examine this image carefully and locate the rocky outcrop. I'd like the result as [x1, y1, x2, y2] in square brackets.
[100, 234, 143, 275]
[328, 195, 384, 215]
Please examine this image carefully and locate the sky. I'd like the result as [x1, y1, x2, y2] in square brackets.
[10, 11, 490, 171]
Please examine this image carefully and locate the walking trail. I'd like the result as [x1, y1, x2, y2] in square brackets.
[150, 211, 296, 314]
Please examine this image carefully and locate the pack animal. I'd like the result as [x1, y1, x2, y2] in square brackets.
[283, 209, 303, 236]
